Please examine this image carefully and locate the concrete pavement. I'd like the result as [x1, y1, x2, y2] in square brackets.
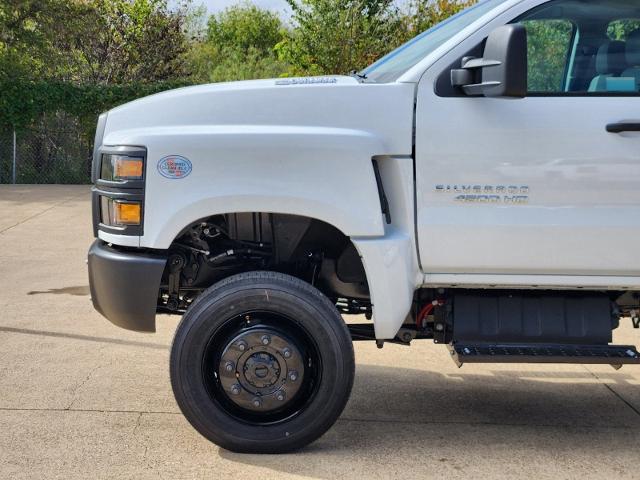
[1, 185, 639, 479]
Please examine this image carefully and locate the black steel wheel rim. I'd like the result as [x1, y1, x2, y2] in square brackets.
[201, 311, 322, 425]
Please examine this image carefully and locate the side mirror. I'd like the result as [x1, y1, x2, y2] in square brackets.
[451, 24, 527, 97]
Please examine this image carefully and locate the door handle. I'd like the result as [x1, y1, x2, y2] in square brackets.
[606, 122, 640, 133]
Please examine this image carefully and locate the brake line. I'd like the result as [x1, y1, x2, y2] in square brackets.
[416, 300, 444, 329]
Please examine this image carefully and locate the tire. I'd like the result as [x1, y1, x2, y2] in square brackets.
[170, 271, 355, 453]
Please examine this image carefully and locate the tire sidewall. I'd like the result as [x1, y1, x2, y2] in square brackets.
[170, 273, 354, 453]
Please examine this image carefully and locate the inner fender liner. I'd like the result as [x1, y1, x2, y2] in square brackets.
[88, 240, 167, 332]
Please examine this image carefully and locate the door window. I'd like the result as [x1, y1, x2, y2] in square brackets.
[516, 0, 640, 95]
[607, 19, 640, 41]
[521, 19, 574, 92]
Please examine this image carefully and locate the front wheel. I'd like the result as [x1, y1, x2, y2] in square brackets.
[170, 271, 355, 453]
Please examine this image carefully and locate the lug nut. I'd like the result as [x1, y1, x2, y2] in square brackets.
[288, 371, 298, 382]
[261, 335, 271, 345]
[275, 391, 286, 402]
[252, 397, 262, 408]
[282, 348, 292, 358]
[236, 341, 248, 352]
[230, 384, 241, 395]
[224, 361, 235, 372]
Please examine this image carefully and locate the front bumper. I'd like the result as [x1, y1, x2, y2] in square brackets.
[88, 240, 167, 332]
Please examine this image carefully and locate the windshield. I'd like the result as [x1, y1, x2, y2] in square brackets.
[360, 0, 510, 83]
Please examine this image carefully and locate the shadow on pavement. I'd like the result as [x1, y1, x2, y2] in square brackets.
[220, 363, 640, 478]
[27, 285, 90, 296]
[0, 326, 167, 350]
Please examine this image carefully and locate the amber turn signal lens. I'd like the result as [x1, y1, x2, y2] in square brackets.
[113, 158, 143, 179]
[100, 154, 144, 181]
[114, 202, 141, 225]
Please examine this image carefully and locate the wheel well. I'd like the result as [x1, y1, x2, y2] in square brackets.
[158, 213, 371, 316]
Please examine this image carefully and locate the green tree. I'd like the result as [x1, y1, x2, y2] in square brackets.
[61, 0, 191, 84]
[406, 0, 476, 37]
[607, 19, 640, 41]
[278, 0, 405, 75]
[523, 19, 573, 92]
[0, 0, 191, 84]
[0, 0, 78, 80]
[207, 3, 283, 55]
[188, 3, 289, 83]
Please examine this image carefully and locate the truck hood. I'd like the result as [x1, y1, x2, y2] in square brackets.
[102, 75, 415, 155]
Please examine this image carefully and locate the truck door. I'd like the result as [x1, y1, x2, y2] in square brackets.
[415, 0, 640, 278]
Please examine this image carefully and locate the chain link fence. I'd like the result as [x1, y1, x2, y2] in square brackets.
[0, 131, 14, 184]
[0, 113, 93, 184]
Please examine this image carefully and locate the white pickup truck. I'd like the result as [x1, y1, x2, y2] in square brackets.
[88, 0, 640, 453]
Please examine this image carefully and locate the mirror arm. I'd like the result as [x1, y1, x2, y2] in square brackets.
[462, 57, 502, 69]
[461, 81, 501, 96]
[451, 56, 503, 93]
[451, 68, 474, 87]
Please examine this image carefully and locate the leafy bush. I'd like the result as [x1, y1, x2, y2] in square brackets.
[0, 80, 189, 132]
[0, 81, 188, 184]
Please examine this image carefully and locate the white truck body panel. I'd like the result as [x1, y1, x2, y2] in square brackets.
[353, 155, 421, 338]
[423, 273, 640, 290]
[414, 0, 640, 281]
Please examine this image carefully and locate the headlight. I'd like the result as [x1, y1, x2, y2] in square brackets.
[93, 145, 146, 236]
[100, 197, 142, 226]
[100, 154, 144, 181]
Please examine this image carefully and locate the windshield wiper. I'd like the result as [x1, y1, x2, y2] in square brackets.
[349, 70, 369, 82]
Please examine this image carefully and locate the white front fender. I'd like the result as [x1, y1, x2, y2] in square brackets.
[353, 228, 417, 339]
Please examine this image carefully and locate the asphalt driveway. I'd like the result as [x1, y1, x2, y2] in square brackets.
[1, 185, 639, 479]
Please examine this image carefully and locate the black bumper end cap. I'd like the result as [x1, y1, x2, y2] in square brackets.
[88, 240, 167, 332]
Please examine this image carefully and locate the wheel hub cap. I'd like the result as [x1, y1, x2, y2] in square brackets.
[244, 352, 280, 388]
[218, 328, 304, 412]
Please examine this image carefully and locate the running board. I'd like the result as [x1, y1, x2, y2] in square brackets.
[449, 343, 640, 369]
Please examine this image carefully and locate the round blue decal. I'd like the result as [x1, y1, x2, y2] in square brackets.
[157, 155, 192, 179]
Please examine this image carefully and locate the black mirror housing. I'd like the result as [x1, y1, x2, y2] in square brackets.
[483, 24, 527, 97]
[451, 24, 528, 98]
